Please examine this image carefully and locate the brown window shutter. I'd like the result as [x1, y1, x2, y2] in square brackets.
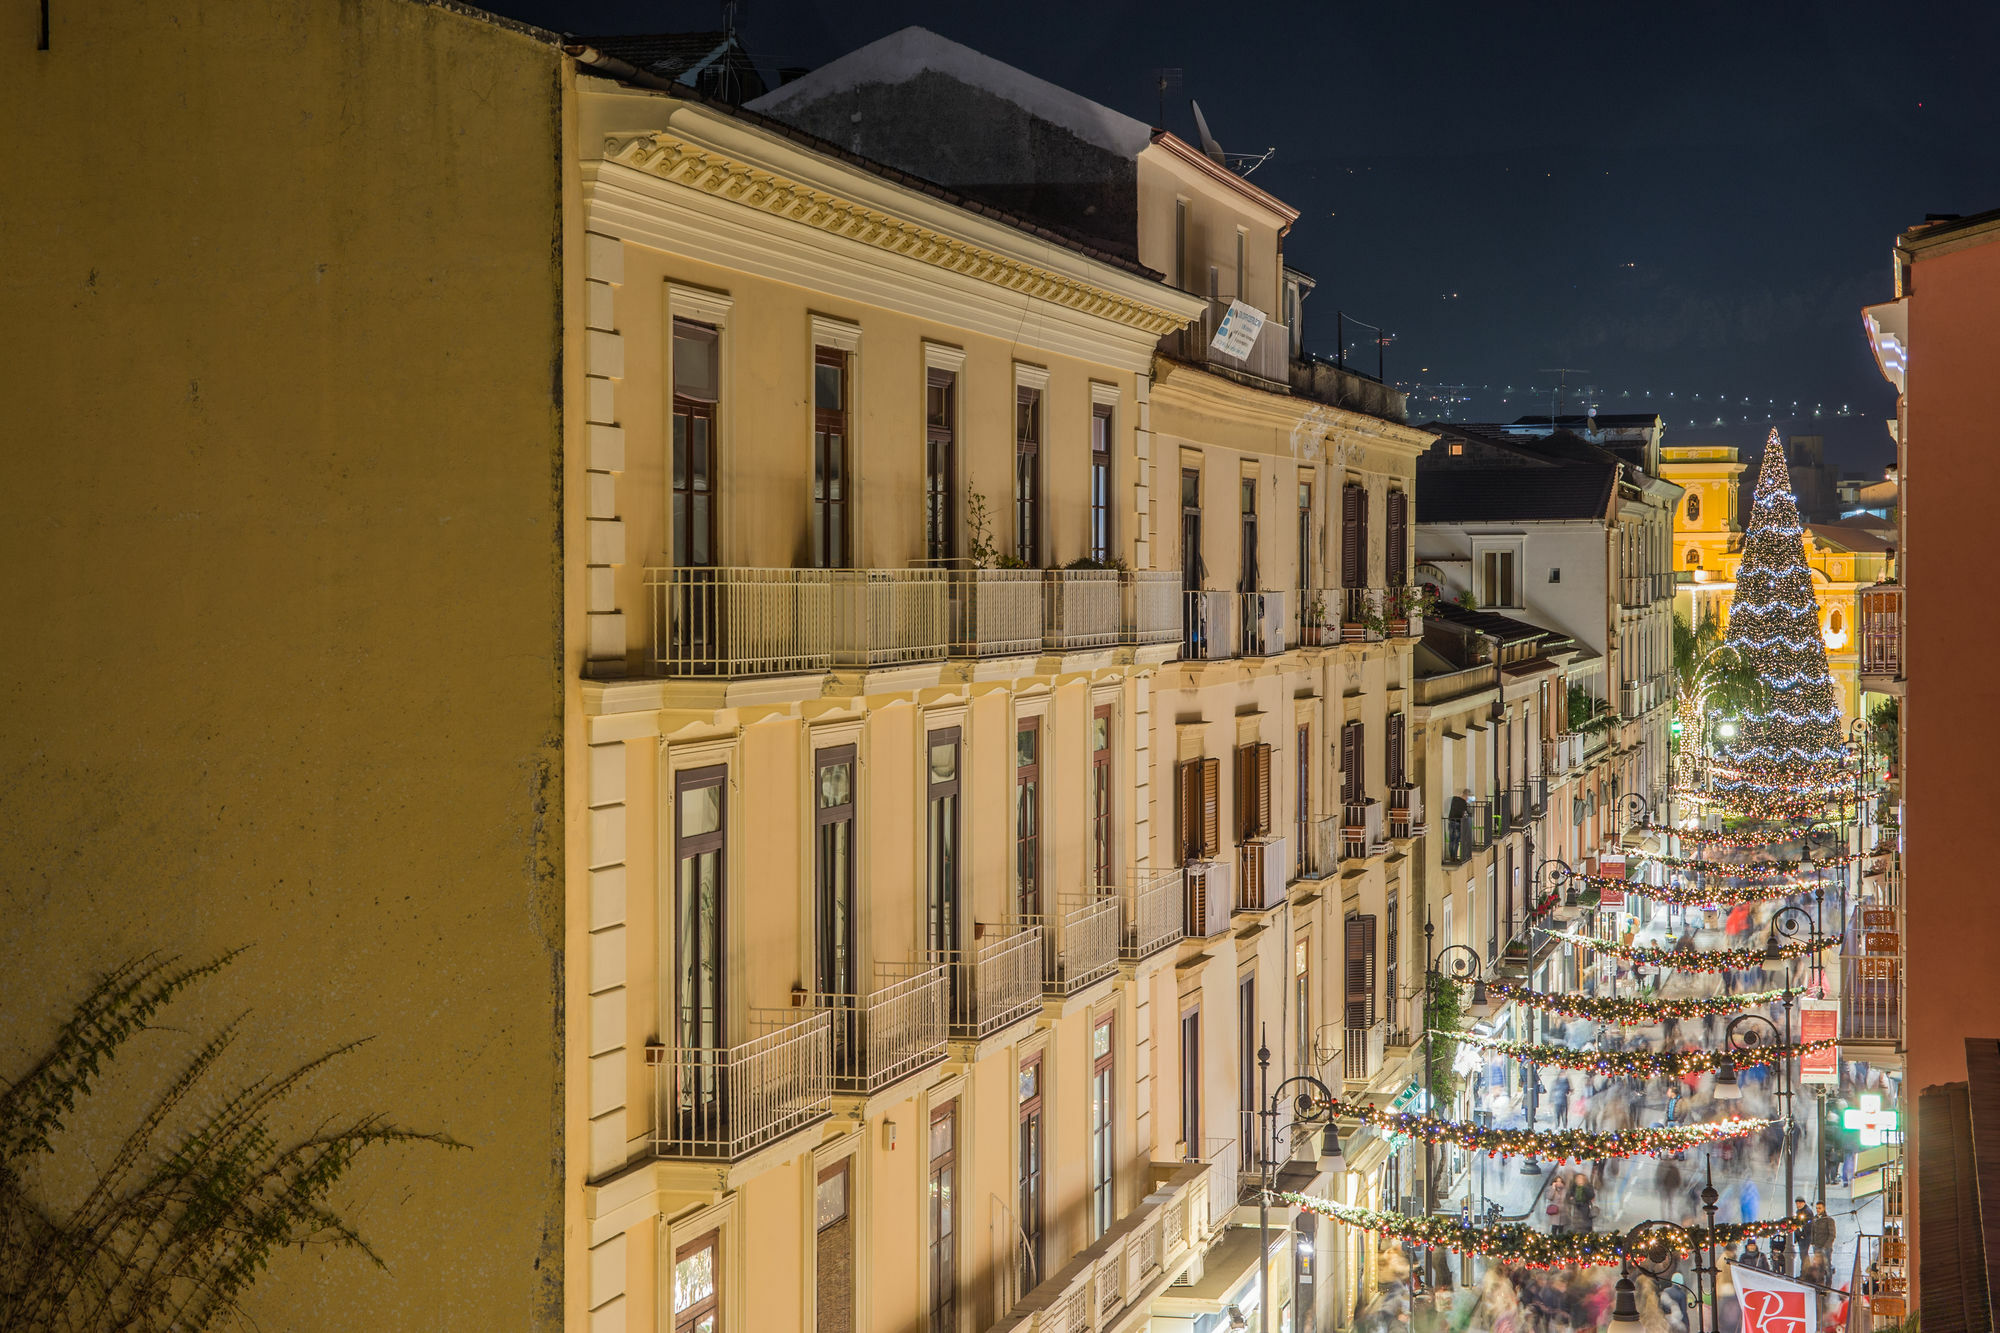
[1178, 761, 1199, 864]
[1344, 914, 1370, 1027]
[1236, 746, 1256, 842]
[1387, 712, 1406, 788]
[1341, 721, 1362, 804]
[1363, 915, 1378, 1025]
[1201, 757, 1221, 858]
[1386, 490, 1408, 589]
[1340, 484, 1363, 589]
[1255, 743, 1273, 836]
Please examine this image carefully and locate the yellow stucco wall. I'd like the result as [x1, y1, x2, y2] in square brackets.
[1, 2, 567, 1327]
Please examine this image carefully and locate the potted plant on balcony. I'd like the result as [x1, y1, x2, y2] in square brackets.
[1387, 584, 1438, 638]
[1301, 589, 1328, 646]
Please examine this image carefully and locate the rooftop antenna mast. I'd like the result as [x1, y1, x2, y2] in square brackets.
[1537, 367, 1589, 422]
[1151, 67, 1182, 130]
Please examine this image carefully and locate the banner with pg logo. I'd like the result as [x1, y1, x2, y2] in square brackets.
[1732, 1259, 1817, 1333]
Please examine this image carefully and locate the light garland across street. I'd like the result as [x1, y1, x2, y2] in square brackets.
[1481, 980, 1802, 1025]
[1447, 1029, 1838, 1077]
[1324, 1096, 1774, 1164]
[1545, 929, 1837, 971]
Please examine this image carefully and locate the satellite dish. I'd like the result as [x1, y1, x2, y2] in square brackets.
[1190, 100, 1226, 165]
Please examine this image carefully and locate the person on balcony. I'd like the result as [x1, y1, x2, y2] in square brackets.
[1447, 788, 1471, 860]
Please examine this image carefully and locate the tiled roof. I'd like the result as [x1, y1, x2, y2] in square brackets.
[1416, 464, 1618, 523]
[1427, 600, 1564, 646]
[1807, 521, 1895, 554]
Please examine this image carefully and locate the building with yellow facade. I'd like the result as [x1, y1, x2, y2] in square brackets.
[1664, 443, 1896, 729]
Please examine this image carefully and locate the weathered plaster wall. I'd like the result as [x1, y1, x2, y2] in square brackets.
[0, 1, 566, 1327]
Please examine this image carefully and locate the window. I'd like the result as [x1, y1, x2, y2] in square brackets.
[1237, 742, 1273, 841]
[929, 1103, 958, 1331]
[1178, 757, 1221, 864]
[1344, 913, 1377, 1029]
[1386, 711, 1406, 789]
[1386, 489, 1409, 590]
[674, 768, 727, 1120]
[1686, 491, 1701, 522]
[1019, 1056, 1045, 1286]
[1294, 937, 1311, 1075]
[1297, 482, 1314, 591]
[1448, 441, 1465, 457]
[1015, 386, 1042, 565]
[1340, 482, 1368, 589]
[1480, 549, 1516, 608]
[1016, 717, 1041, 918]
[1339, 720, 1363, 804]
[816, 1163, 852, 1333]
[1239, 478, 1259, 593]
[925, 369, 956, 563]
[927, 730, 961, 962]
[1295, 724, 1310, 871]
[1686, 547, 1702, 567]
[674, 1232, 721, 1333]
[672, 319, 719, 568]
[1550, 566, 1563, 583]
[1180, 1007, 1201, 1154]
[813, 347, 850, 569]
[815, 747, 857, 1005]
[1090, 404, 1113, 563]
[1441, 896, 1454, 954]
[1237, 974, 1257, 1170]
[1091, 707, 1114, 890]
[1385, 891, 1400, 1029]
[1091, 1017, 1116, 1237]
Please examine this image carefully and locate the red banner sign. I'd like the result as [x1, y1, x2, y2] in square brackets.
[1799, 999, 1838, 1085]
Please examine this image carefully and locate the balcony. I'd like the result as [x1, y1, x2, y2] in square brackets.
[1344, 1018, 1387, 1085]
[1290, 354, 1410, 423]
[1468, 798, 1492, 853]
[1171, 296, 1290, 384]
[1342, 799, 1385, 859]
[1044, 569, 1121, 651]
[1527, 774, 1548, 816]
[1619, 681, 1643, 718]
[1389, 785, 1424, 839]
[1414, 662, 1498, 706]
[1123, 571, 1182, 647]
[944, 566, 1045, 658]
[1839, 951, 1903, 1048]
[932, 921, 1044, 1040]
[1181, 589, 1236, 662]
[1184, 861, 1233, 939]
[1235, 837, 1289, 913]
[1859, 585, 1904, 681]
[1198, 1137, 1245, 1232]
[648, 1010, 833, 1161]
[1043, 892, 1123, 996]
[1112, 866, 1185, 961]
[810, 964, 949, 1096]
[992, 1160, 1211, 1333]
[1297, 589, 1336, 647]
[1298, 814, 1342, 880]
[1342, 586, 1386, 643]
[1237, 589, 1291, 657]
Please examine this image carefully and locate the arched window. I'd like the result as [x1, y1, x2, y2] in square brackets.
[1685, 548, 1702, 567]
[1686, 491, 1701, 522]
[1830, 608, 1843, 634]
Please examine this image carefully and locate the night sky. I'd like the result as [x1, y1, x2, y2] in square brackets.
[506, 0, 2000, 471]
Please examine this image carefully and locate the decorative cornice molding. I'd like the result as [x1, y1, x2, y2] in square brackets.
[605, 132, 1191, 338]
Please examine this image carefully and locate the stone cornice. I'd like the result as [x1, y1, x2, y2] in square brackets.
[1148, 356, 1436, 462]
[605, 132, 1193, 339]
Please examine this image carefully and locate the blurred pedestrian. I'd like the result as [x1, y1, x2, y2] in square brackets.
[1552, 1072, 1572, 1128]
[1737, 1239, 1771, 1271]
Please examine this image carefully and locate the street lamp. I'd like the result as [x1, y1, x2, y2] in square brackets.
[1764, 900, 1825, 992]
[1716, 1010, 1798, 1271]
[1420, 914, 1485, 1281]
[1253, 1032, 1344, 1333]
[1611, 1162, 1724, 1333]
[1535, 856, 1582, 911]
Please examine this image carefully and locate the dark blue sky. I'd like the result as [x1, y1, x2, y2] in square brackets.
[510, 0, 2000, 471]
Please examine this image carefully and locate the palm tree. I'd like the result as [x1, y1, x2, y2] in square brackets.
[1672, 609, 1763, 789]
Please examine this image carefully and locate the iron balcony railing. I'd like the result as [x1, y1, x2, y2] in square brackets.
[1527, 774, 1549, 816]
[1113, 866, 1185, 960]
[1839, 952, 1903, 1046]
[808, 964, 949, 1096]
[931, 922, 1044, 1040]
[1859, 585, 1904, 678]
[830, 568, 949, 667]
[942, 566, 1044, 658]
[1343, 799, 1384, 859]
[1342, 586, 1386, 642]
[1123, 571, 1182, 647]
[646, 567, 833, 677]
[1181, 588, 1234, 662]
[648, 1009, 833, 1161]
[1297, 589, 1336, 647]
[1344, 1019, 1387, 1084]
[1468, 798, 1493, 852]
[1200, 1137, 1244, 1232]
[1235, 837, 1289, 912]
[1388, 785, 1424, 839]
[1183, 861, 1233, 939]
[1042, 892, 1123, 995]
[1298, 814, 1343, 880]
[1237, 589, 1291, 657]
[1044, 569, 1121, 651]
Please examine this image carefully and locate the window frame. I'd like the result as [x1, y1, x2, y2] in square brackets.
[1014, 382, 1043, 566]
[813, 345, 851, 570]
[814, 745, 857, 1001]
[1018, 1054, 1045, 1287]
[929, 1101, 958, 1332]
[672, 1230, 721, 1333]
[925, 366, 957, 565]
[926, 728, 962, 959]
[1091, 705, 1114, 891]
[1089, 401, 1114, 564]
[671, 317, 720, 570]
[1090, 1015, 1117, 1238]
[1015, 716, 1042, 919]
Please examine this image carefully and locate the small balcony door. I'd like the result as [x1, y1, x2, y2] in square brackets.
[927, 729, 962, 1017]
[816, 746, 858, 1072]
[1015, 718, 1041, 920]
[674, 766, 728, 1121]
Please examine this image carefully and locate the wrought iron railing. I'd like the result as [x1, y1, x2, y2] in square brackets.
[1299, 814, 1343, 879]
[931, 922, 1044, 1039]
[1839, 952, 1903, 1045]
[1343, 799, 1384, 859]
[1389, 785, 1424, 838]
[1044, 892, 1122, 995]
[1044, 569, 1121, 651]
[1344, 1019, 1387, 1083]
[1237, 589, 1290, 657]
[1342, 586, 1386, 642]
[1183, 862, 1232, 939]
[648, 1009, 833, 1160]
[646, 567, 833, 677]
[942, 566, 1044, 658]
[1859, 585, 1904, 677]
[1122, 571, 1182, 646]
[1181, 588, 1235, 662]
[1113, 866, 1185, 960]
[809, 964, 948, 1095]
[830, 568, 949, 667]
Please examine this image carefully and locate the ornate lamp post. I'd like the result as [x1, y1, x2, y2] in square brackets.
[1420, 914, 1486, 1277]
[1713, 1008, 1797, 1270]
[1253, 1032, 1345, 1333]
[1612, 1161, 1724, 1333]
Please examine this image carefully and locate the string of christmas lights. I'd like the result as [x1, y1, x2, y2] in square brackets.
[1625, 849, 1859, 875]
[1276, 1194, 1805, 1270]
[1588, 874, 1819, 908]
[1645, 824, 1817, 851]
[1448, 1030, 1837, 1077]
[1481, 981, 1802, 1025]
[1325, 1098, 1774, 1163]
[1546, 930, 1836, 971]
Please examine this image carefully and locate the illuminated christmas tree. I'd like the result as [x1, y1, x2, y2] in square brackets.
[1713, 430, 1845, 814]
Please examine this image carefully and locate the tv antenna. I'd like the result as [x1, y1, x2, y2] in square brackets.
[1537, 367, 1589, 421]
[1151, 67, 1181, 129]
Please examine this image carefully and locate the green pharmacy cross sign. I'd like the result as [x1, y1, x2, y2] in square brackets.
[1842, 1093, 1899, 1146]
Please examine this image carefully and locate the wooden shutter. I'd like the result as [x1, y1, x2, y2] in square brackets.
[1236, 746, 1257, 841]
[1344, 914, 1378, 1027]
[1178, 761, 1200, 865]
[1255, 742, 1273, 837]
[1386, 712, 1406, 788]
[1340, 483, 1364, 589]
[1201, 757, 1221, 858]
[1340, 720, 1363, 804]
[1386, 490, 1409, 589]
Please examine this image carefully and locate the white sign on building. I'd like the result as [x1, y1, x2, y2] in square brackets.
[1211, 300, 1266, 359]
